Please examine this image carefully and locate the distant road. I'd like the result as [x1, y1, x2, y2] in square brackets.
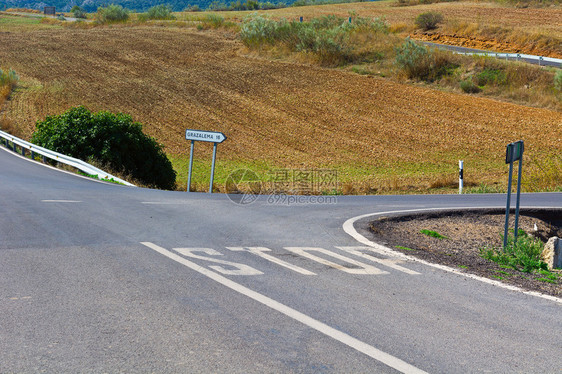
[420, 41, 562, 68]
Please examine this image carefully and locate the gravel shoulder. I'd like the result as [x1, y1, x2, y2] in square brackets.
[369, 208, 562, 298]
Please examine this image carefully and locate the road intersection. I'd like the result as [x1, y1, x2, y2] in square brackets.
[1, 147, 561, 373]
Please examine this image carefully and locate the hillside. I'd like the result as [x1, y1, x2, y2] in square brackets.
[0, 2, 561, 192]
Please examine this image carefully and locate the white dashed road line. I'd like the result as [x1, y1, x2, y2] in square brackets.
[41, 200, 82, 203]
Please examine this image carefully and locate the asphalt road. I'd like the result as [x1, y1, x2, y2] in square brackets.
[1, 147, 561, 373]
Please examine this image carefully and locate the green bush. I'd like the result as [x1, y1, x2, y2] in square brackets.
[460, 79, 481, 93]
[475, 68, 506, 86]
[395, 39, 457, 82]
[415, 12, 443, 31]
[395, 39, 430, 77]
[555, 69, 562, 91]
[0, 68, 19, 88]
[31, 106, 176, 190]
[95, 4, 129, 23]
[184, 4, 201, 11]
[142, 4, 176, 20]
[240, 15, 389, 65]
[205, 14, 225, 27]
[197, 14, 229, 29]
[70, 5, 87, 19]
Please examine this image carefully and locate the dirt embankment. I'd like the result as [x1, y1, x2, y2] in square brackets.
[412, 32, 562, 59]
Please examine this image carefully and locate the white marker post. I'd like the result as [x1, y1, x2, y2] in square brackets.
[185, 129, 227, 193]
[459, 160, 463, 194]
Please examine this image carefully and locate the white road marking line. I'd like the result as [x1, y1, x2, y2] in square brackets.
[141, 202, 184, 205]
[174, 247, 263, 275]
[284, 247, 389, 275]
[337, 246, 421, 275]
[141, 242, 428, 374]
[343, 207, 562, 305]
[41, 200, 82, 203]
[226, 247, 316, 275]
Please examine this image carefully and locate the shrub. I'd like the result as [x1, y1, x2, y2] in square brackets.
[481, 230, 547, 273]
[395, 39, 458, 82]
[197, 14, 227, 30]
[239, 15, 280, 46]
[395, 39, 430, 77]
[415, 12, 443, 31]
[240, 15, 389, 66]
[144, 4, 175, 20]
[555, 69, 562, 91]
[184, 4, 201, 11]
[460, 79, 480, 93]
[475, 68, 506, 86]
[71, 5, 87, 19]
[95, 4, 129, 24]
[31, 106, 176, 190]
[0, 68, 19, 88]
[0, 68, 19, 102]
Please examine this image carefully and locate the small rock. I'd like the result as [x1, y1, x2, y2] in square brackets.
[541, 237, 561, 270]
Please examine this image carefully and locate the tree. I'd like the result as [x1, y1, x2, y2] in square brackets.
[415, 12, 443, 31]
[32, 106, 176, 189]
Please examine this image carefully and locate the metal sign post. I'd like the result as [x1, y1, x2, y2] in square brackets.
[185, 129, 227, 193]
[503, 140, 524, 248]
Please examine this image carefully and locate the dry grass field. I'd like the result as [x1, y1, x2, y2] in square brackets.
[0, 7, 561, 192]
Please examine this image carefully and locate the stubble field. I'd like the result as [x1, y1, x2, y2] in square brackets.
[0, 7, 561, 192]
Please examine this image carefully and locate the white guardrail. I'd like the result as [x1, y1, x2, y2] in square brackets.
[0, 129, 135, 187]
[455, 51, 562, 67]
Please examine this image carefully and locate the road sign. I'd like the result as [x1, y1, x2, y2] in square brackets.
[185, 130, 226, 144]
[185, 129, 227, 194]
[505, 140, 523, 164]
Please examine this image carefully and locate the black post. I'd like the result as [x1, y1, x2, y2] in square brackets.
[503, 159, 514, 248]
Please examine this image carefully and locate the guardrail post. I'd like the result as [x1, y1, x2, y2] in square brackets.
[21, 146, 26, 156]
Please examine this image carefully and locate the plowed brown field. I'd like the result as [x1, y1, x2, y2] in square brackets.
[0, 24, 560, 190]
[263, 0, 562, 33]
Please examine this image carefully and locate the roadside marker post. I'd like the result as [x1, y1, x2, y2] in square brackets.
[459, 160, 464, 194]
[503, 140, 524, 248]
[185, 129, 227, 193]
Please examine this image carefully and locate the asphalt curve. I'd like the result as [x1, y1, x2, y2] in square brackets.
[1, 147, 561, 373]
